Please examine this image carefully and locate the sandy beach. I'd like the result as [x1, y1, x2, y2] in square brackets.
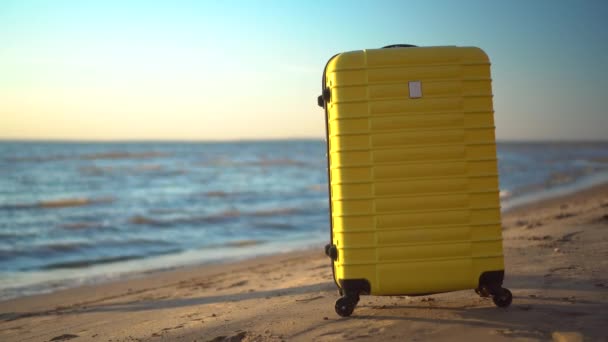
[1, 185, 607, 342]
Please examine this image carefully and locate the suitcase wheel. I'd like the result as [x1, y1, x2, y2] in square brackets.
[492, 288, 513, 308]
[335, 295, 359, 317]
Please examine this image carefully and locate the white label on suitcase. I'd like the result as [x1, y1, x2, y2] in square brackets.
[409, 81, 422, 98]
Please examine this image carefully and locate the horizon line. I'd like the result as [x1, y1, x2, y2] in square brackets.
[1, 138, 608, 144]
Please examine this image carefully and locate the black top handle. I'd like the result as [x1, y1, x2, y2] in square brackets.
[382, 44, 417, 48]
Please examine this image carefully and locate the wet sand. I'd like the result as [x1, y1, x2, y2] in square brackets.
[1, 185, 607, 341]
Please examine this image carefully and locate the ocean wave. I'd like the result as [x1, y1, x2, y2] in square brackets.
[501, 184, 546, 201]
[501, 169, 603, 203]
[128, 209, 242, 227]
[41, 197, 114, 208]
[58, 222, 107, 230]
[1, 238, 175, 264]
[79, 164, 187, 176]
[7, 151, 170, 163]
[196, 191, 261, 201]
[202, 239, 266, 249]
[224, 239, 264, 247]
[129, 215, 168, 226]
[6, 155, 70, 162]
[26, 239, 261, 270]
[546, 172, 575, 187]
[129, 214, 187, 227]
[80, 151, 169, 160]
[250, 208, 302, 217]
[44, 242, 92, 252]
[32, 239, 264, 270]
[0, 197, 115, 210]
[79, 165, 115, 175]
[0, 241, 95, 258]
[243, 159, 312, 167]
[542, 168, 606, 190]
[0, 231, 36, 239]
[208, 158, 313, 167]
[252, 222, 296, 230]
[202, 209, 242, 222]
[204, 191, 230, 197]
[127, 207, 307, 228]
[40, 255, 147, 270]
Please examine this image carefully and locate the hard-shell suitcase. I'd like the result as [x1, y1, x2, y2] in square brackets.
[317, 45, 511, 317]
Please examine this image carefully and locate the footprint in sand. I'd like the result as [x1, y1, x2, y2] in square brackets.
[555, 212, 576, 219]
[207, 331, 247, 342]
[557, 231, 582, 243]
[528, 235, 552, 241]
[591, 214, 608, 224]
[526, 221, 544, 229]
[217, 280, 248, 290]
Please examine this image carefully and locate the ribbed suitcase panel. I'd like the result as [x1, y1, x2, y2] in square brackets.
[326, 46, 503, 295]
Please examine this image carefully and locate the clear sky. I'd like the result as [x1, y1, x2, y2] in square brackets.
[1, 0, 606, 141]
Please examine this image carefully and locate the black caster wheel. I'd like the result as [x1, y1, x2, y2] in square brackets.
[492, 288, 512, 308]
[338, 288, 344, 296]
[335, 296, 357, 317]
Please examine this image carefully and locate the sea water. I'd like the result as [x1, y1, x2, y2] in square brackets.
[1, 140, 607, 299]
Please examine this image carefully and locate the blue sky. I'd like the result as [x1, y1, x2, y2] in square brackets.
[1, 0, 606, 140]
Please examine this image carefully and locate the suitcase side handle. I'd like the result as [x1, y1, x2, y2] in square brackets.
[382, 44, 417, 48]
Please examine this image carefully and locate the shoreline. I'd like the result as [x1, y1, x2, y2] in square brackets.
[0, 236, 326, 302]
[1, 179, 607, 303]
[1, 182, 607, 340]
[501, 172, 608, 213]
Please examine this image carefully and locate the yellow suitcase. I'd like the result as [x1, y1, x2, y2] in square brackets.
[317, 45, 511, 317]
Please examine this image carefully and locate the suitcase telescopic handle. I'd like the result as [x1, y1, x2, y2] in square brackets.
[382, 44, 417, 48]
